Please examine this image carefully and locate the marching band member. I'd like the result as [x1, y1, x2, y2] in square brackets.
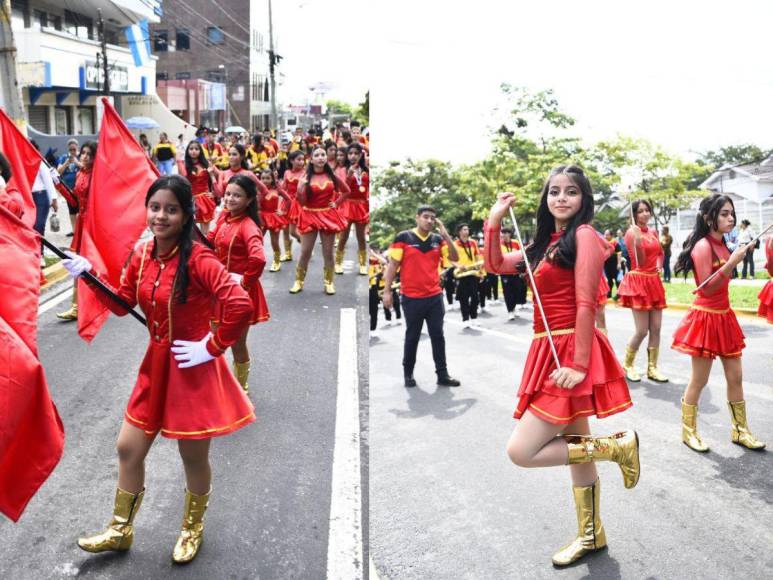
[258, 168, 291, 272]
[279, 150, 306, 261]
[177, 140, 215, 235]
[211, 144, 269, 202]
[758, 236, 773, 324]
[453, 223, 484, 328]
[335, 143, 370, 276]
[499, 227, 527, 320]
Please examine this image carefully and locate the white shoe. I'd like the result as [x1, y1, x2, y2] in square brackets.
[463, 321, 471, 329]
[383, 320, 392, 328]
[480, 305, 487, 312]
[448, 303, 456, 310]
[471, 319, 480, 328]
[508, 311, 516, 320]
[395, 318, 403, 325]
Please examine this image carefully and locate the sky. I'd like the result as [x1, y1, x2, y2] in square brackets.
[366, 0, 773, 165]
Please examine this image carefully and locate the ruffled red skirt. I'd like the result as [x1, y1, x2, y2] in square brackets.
[618, 271, 666, 310]
[215, 282, 269, 326]
[296, 205, 348, 235]
[194, 193, 216, 224]
[286, 199, 301, 225]
[758, 280, 773, 323]
[340, 198, 369, 224]
[261, 210, 289, 232]
[514, 329, 632, 425]
[672, 307, 745, 359]
[598, 277, 609, 306]
[125, 341, 255, 439]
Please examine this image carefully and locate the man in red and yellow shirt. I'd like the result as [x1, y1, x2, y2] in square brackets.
[383, 205, 461, 388]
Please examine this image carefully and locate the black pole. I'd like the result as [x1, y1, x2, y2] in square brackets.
[42, 237, 147, 326]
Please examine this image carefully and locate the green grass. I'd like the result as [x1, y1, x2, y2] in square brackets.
[664, 279, 763, 310]
[43, 255, 61, 268]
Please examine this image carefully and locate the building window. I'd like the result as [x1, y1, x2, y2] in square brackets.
[206, 70, 225, 83]
[11, 0, 30, 29]
[207, 26, 225, 44]
[175, 72, 191, 80]
[156, 71, 169, 81]
[32, 9, 47, 30]
[27, 105, 49, 134]
[154, 30, 168, 51]
[77, 107, 95, 135]
[64, 10, 93, 40]
[54, 106, 71, 135]
[176, 28, 190, 50]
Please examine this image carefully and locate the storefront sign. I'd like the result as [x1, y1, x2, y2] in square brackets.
[84, 60, 129, 92]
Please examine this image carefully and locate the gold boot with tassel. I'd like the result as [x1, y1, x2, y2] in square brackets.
[358, 250, 368, 276]
[78, 487, 144, 553]
[323, 266, 336, 295]
[681, 399, 709, 452]
[233, 360, 250, 393]
[565, 431, 640, 489]
[269, 252, 281, 273]
[289, 265, 306, 294]
[622, 346, 641, 382]
[56, 286, 79, 321]
[552, 479, 606, 567]
[172, 488, 210, 564]
[646, 347, 669, 382]
[728, 400, 766, 450]
[334, 248, 345, 275]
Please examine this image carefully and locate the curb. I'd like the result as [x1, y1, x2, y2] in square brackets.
[41, 262, 68, 292]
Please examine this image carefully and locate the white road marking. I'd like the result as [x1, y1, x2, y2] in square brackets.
[327, 308, 363, 580]
[37, 283, 74, 315]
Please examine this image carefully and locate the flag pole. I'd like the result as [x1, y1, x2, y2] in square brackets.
[41, 237, 147, 326]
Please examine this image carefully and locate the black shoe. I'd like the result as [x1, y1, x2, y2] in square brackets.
[404, 375, 417, 388]
[437, 374, 460, 387]
[66, 232, 74, 237]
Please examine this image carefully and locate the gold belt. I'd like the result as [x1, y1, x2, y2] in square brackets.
[304, 206, 334, 213]
[629, 270, 659, 277]
[349, 198, 368, 203]
[194, 192, 212, 198]
[691, 305, 730, 315]
[533, 328, 575, 339]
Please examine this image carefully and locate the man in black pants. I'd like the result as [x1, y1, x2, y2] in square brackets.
[499, 227, 527, 320]
[383, 205, 461, 388]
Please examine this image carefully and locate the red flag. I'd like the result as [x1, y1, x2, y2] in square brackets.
[77, 98, 159, 342]
[0, 107, 42, 228]
[0, 204, 64, 522]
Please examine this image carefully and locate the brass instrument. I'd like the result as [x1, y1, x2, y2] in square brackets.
[453, 260, 485, 279]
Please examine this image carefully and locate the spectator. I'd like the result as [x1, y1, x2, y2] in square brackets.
[152, 132, 177, 175]
[138, 133, 152, 158]
[616, 228, 629, 275]
[724, 225, 739, 278]
[660, 225, 673, 282]
[738, 219, 756, 279]
[56, 138, 81, 237]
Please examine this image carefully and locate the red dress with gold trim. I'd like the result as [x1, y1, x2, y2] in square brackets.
[281, 168, 304, 224]
[485, 225, 631, 425]
[295, 173, 350, 235]
[207, 212, 269, 325]
[71, 167, 92, 251]
[213, 167, 268, 201]
[259, 187, 290, 231]
[339, 170, 369, 224]
[672, 235, 745, 359]
[179, 164, 215, 224]
[617, 225, 666, 310]
[88, 240, 255, 439]
[757, 239, 773, 323]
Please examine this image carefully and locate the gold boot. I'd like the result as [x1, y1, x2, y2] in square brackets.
[622, 346, 641, 382]
[646, 347, 669, 382]
[289, 266, 306, 294]
[172, 488, 210, 564]
[681, 399, 709, 452]
[565, 431, 640, 489]
[334, 248, 345, 275]
[233, 360, 250, 393]
[78, 487, 144, 553]
[323, 266, 336, 295]
[269, 252, 281, 272]
[56, 287, 78, 321]
[552, 479, 606, 567]
[358, 250, 368, 275]
[728, 400, 766, 450]
[281, 238, 292, 262]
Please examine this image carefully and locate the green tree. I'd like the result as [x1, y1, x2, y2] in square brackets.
[355, 91, 369, 125]
[698, 144, 771, 168]
[325, 99, 354, 116]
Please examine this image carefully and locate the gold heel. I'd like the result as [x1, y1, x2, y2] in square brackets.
[358, 250, 368, 275]
[552, 479, 606, 567]
[323, 267, 336, 295]
[565, 431, 640, 489]
[622, 346, 641, 382]
[232, 360, 250, 393]
[172, 488, 210, 564]
[289, 266, 306, 294]
[646, 347, 669, 382]
[334, 248, 345, 275]
[78, 487, 144, 553]
[269, 252, 281, 272]
[681, 399, 709, 452]
[57, 287, 79, 321]
[728, 400, 765, 450]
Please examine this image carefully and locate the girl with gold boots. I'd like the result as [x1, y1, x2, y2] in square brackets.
[258, 168, 291, 273]
[207, 174, 270, 393]
[63, 175, 255, 563]
[484, 167, 639, 568]
[617, 199, 669, 383]
[335, 143, 370, 276]
[672, 194, 765, 452]
[279, 150, 306, 262]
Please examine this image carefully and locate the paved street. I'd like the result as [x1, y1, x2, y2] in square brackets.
[370, 299, 773, 579]
[0, 238, 368, 580]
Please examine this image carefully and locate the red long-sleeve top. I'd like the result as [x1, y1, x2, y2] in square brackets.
[259, 186, 290, 213]
[297, 172, 350, 208]
[213, 167, 269, 199]
[485, 224, 610, 373]
[177, 163, 211, 195]
[624, 225, 663, 272]
[346, 170, 369, 202]
[89, 240, 252, 357]
[73, 166, 92, 212]
[207, 212, 266, 288]
[690, 235, 732, 310]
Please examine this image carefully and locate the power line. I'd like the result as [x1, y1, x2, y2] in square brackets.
[173, 0, 255, 52]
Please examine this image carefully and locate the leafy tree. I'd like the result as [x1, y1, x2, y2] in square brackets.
[698, 144, 771, 169]
[325, 99, 354, 116]
[355, 91, 369, 125]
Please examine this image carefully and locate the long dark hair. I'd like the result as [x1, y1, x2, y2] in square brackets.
[184, 140, 212, 189]
[288, 150, 305, 167]
[305, 146, 338, 200]
[227, 174, 261, 227]
[145, 175, 196, 304]
[229, 143, 250, 170]
[345, 142, 368, 172]
[631, 199, 655, 228]
[674, 194, 735, 276]
[523, 165, 595, 271]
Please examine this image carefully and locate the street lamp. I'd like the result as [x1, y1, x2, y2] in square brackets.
[219, 64, 230, 126]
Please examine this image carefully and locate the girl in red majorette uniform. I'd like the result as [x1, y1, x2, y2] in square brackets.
[484, 165, 639, 568]
[207, 174, 269, 393]
[672, 193, 765, 453]
[63, 175, 255, 564]
[279, 150, 306, 260]
[177, 140, 216, 235]
[757, 236, 773, 324]
[617, 199, 669, 383]
[258, 168, 291, 273]
[334, 143, 370, 277]
[211, 143, 268, 203]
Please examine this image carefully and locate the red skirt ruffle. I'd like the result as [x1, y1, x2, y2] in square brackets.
[296, 206, 348, 235]
[598, 277, 609, 306]
[514, 329, 632, 425]
[618, 271, 666, 310]
[215, 282, 269, 325]
[125, 341, 255, 439]
[261, 211, 289, 232]
[672, 307, 745, 359]
[758, 280, 773, 324]
[287, 199, 301, 224]
[340, 199, 369, 224]
[194, 193, 216, 224]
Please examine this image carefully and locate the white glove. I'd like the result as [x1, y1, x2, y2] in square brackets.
[171, 332, 216, 369]
[229, 272, 243, 285]
[62, 251, 92, 278]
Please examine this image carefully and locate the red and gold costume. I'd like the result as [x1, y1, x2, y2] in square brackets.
[597, 275, 609, 306]
[485, 224, 631, 425]
[281, 168, 305, 224]
[89, 240, 256, 439]
[758, 238, 773, 323]
[339, 170, 369, 225]
[212, 167, 269, 201]
[617, 225, 666, 310]
[259, 186, 290, 232]
[672, 235, 745, 358]
[207, 212, 269, 325]
[0, 184, 24, 218]
[71, 166, 93, 251]
[178, 163, 215, 224]
[295, 173, 350, 235]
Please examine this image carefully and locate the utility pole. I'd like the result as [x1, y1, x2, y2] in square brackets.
[267, 0, 280, 130]
[0, 0, 26, 125]
[98, 9, 109, 95]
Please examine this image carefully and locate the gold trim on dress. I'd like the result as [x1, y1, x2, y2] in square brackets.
[690, 305, 730, 315]
[160, 412, 255, 436]
[533, 327, 576, 339]
[303, 206, 334, 213]
[529, 403, 595, 422]
[628, 270, 660, 277]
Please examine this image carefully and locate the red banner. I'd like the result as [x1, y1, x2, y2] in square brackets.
[0, 108, 42, 228]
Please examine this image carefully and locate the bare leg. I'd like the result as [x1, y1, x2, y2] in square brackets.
[354, 223, 367, 254]
[230, 326, 250, 364]
[337, 222, 352, 255]
[298, 230, 318, 270]
[177, 438, 212, 495]
[506, 410, 569, 468]
[646, 308, 662, 349]
[627, 309, 650, 351]
[290, 224, 301, 243]
[320, 232, 336, 269]
[719, 356, 744, 402]
[116, 421, 156, 494]
[683, 356, 713, 405]
[282, 227, 291, 249]
[269, 230, 281, 255]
